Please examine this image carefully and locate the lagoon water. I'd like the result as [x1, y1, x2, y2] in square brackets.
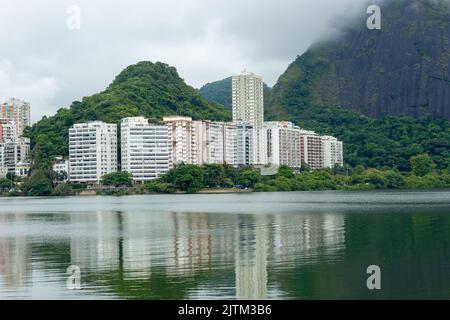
[1, 190, 450, 299]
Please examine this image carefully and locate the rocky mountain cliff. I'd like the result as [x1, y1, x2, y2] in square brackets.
[266, 0, 450, 120]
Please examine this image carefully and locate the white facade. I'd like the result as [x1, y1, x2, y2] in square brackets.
[121, 117, 170, 182]
[232, 71, 265, 165]
[69, 122, 117, 183]
[15, 161, 30, 177]
[0, 119, 16, 143]
[53, 156, 69, 181]
[1, 98, 31, 137]
[163, 116, 199, 166]
[299, 130, 324, 170]
[193, 121, 227, 165]
[0, 137, 30, 173]
[322, 136, 344, 169]
[299, 130, 344, 170]
[234, 122, 255, 166]
[223, 122, 238, 165]
[264, 121, 302, 171]
[232, 71, 264, 127]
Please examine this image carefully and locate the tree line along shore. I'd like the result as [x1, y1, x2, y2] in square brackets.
[1, 154, 449, 197]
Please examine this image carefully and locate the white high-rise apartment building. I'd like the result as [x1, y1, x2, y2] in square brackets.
[322, 136, 344, 169]
[235, 122, 255, 166]
[232, 71, 265, 165]
[0, 137, 30, 173]
[223, 122, 238, 165]
[163, 116, 200, 166]
[1, 98, 31, 137]
[264, 121, 302, 172]
[0, 119, 16, 143]
[121, 117, 170, 182]
[193, 120, 227, 165]
[69, 121, 117, 183]
[299, 130, 324, 170]
[299, 130, 344, 170]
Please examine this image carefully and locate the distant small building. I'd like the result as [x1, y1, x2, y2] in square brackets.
[53, 156, 69, 181]
[15, 161, 30, 177]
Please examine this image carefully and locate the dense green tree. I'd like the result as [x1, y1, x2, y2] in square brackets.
[6, 172, 16, 182]
[254, 182, 277, 192]
[101, 172, 133, 187]
[364, 169, 388, 189]
[352, 165, 366, 175]
[332, 164, 346, 175]
[0, 178, 12, 192]
[143, 181, 176, 194]
[22, 170, 54, 196]
[203, 164, 227, 188]
[384, 170, 406, 189]
[236, 170, 262, 189]
[277, 165, 295, 179]
[300, 161, 311, 173]
[272, 176, 294, 191]
[162, 164, 205, 193]
[52, 183, 74, 196]
[411, 154, 436, 177]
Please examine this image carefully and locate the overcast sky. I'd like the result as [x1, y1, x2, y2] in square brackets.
[0, 0, 367, 123]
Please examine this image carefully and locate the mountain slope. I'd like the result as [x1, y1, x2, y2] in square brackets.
[266, 0, 450, 120]
[25, 61, 231, 168]
[199, 77, 271, 109]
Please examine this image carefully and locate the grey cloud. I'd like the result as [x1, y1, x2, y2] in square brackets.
[0, 0, 368, 122]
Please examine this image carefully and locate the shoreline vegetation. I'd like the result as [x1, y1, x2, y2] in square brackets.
[1, 154, 449, 197]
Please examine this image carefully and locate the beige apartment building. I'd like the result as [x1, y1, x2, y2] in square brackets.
[1, 98, 31, 137]
[232, 71, 265, 165]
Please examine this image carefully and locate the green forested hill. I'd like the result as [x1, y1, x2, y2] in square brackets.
[266, 105, 450, 171]
[25, 61, 231, 168]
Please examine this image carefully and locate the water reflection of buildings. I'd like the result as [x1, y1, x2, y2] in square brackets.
[0, 214, 31, 289]
[235, 215, 269, 300]
[272, 214, 346, 263]
[233, 214, 345, 299]
[63, 210, 346, 299]
[70, 212, 121, 272]
[167, 212, 212, 276]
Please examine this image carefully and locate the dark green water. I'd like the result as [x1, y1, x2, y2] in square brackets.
[0, 190, 450, 299]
